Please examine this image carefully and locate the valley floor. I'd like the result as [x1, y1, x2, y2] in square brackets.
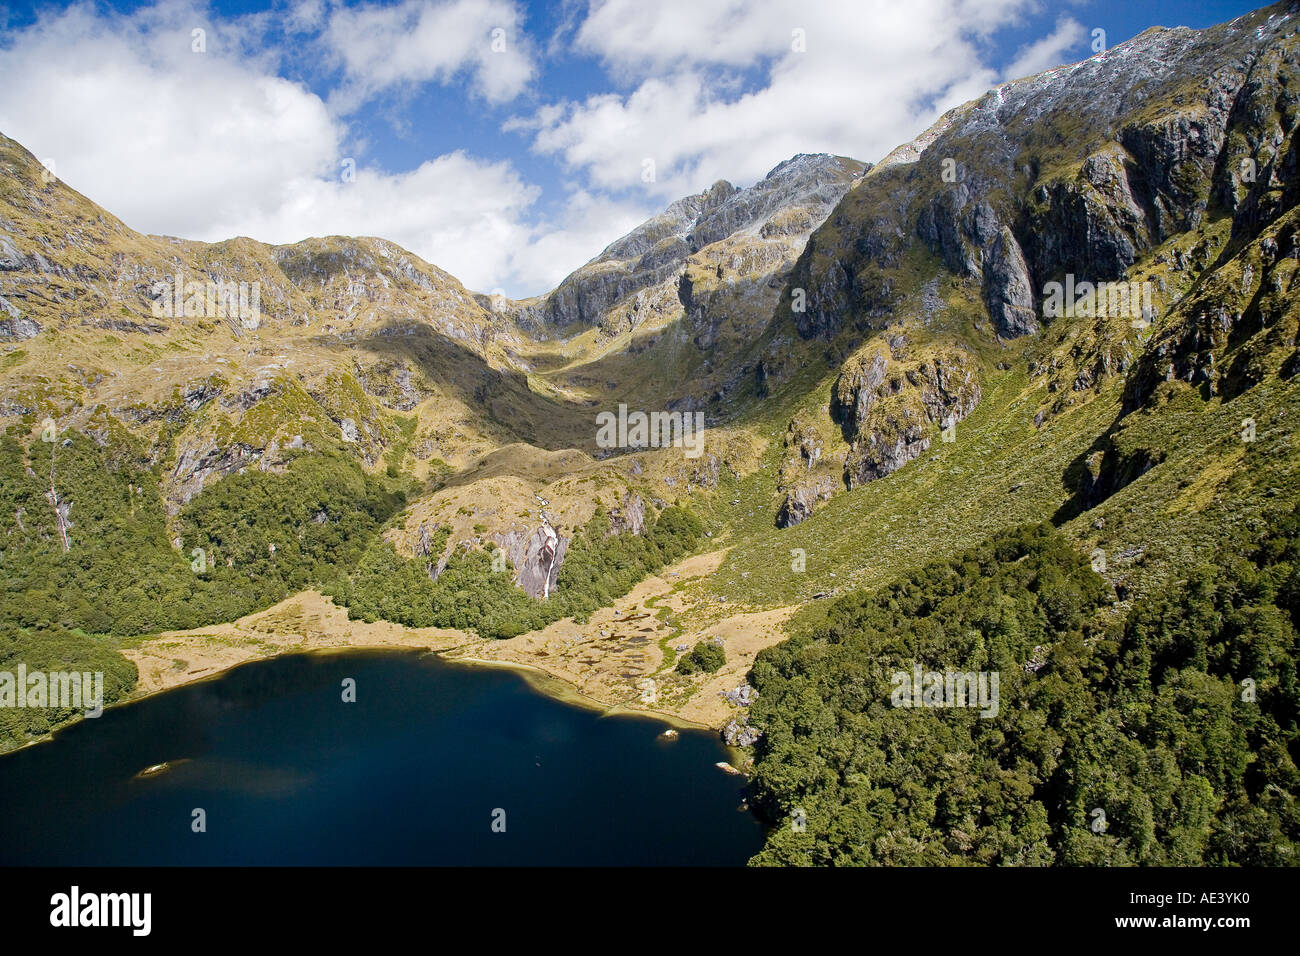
[123, 550, 792, 732]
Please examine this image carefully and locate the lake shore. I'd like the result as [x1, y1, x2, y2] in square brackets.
[121, 550, 795, 737]
[3, 641, 766, 866]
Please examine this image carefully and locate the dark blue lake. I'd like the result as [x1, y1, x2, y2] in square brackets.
[0, 650, 764, 865]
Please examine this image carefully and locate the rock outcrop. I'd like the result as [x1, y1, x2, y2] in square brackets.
[777, 475, 840, 528]
[608, 492, 646, 536]
[786, 10, 1296, 345]
[488, 153, 867, 336]
[775, 416, 840, 527]
[491, 523, 569, 599]
[169, 441, 260, 512]
[833, 337, 980, 489]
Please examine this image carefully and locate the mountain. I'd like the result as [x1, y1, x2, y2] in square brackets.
[492, 153, 866, 332]
[746, 0, 1300, 558]
[2, 0, 1299, 865]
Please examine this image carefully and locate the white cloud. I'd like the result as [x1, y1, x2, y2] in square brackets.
[209, 152, 542, 292]
[1004, 17, 1088, 80]
[0, 0, 1092, 298]
[286, 0, 328, 34]
[0, 2, 340, 239]
[574, 0, 793, 75]
[504, 189, 653, 292]
[0, 0, 555, 294]
[324, 0, 537, 111]
[519, 0, 1089, 199]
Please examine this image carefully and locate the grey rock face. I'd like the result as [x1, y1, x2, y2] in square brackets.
[1120, 29, 1300, 409]
[722, 683, 756, 707]
[690, 453, 721, 490]
[416, 521, 439, 556]
[833, 345, 981, 489]
[1119, 108, 1225, 239]
[691, 154, 867, 249]
[0, 315, 40, 340]
[845, 424, 932, 486]
[608, 492, 646, 536]
[1027, 149, 1148, 283]
[170, 442, 259, 512]
[536, 180, 736, 329]
[492, 524, 570, 599]
[722, 717, 762, 747]
[985, 226, 1038, 337]
[90, 318, 167, 334]
[775, 416, 837, 526]
[0, 235, 26, 270]
[777, 474, 839, 528]
[788, 11, 1293, 342]
[183, 380, 222, 410]
[502, 154, 866, 331]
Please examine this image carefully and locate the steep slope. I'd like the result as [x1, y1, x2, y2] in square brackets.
[495, 153, 866, 333]
[712, 1, 1300, 866]
[736, 0, 1300, 527]
[488, 154, 867, 414]
[0, 131, 581, 511]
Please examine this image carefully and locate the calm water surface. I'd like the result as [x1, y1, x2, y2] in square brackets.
[0, 650, 764, 865]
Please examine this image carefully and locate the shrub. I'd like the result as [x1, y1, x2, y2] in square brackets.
[677, 640, 725, 675]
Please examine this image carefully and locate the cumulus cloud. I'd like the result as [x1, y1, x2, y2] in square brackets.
[0, 0, 555, 292]
[210, 152, 543, 291]
[1003, 17, 1089, 81]
[503, 189, 652, 293]
[0, 3, 339, 237]
[0, 0, 1090, 296]
[517, 0, 1090, 199]
[324, 0, 537, 112]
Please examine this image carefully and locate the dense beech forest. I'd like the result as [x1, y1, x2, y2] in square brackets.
[332, 505, 703, 639]
[747, 518, 1300, 865]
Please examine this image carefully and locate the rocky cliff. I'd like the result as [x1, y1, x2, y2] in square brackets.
[491, 154, 867, 336]
[786, 5, 1300, 350]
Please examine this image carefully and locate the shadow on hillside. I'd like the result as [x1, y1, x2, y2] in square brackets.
[342, 295, 824, 466]
[1051, 410, 1125, 525]
[544, 305, 818, 429]
[325, 322, 593, 452]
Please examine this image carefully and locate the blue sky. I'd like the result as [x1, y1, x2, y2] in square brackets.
[0, 0, 1273, 295]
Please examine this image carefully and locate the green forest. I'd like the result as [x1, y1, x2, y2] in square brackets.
[332, 504, 703, 639]
[0, 429, 404, 636]
[0, 424, 703, 748]
[0, 429, 404, 750]
[746, 517, 1300, 865]
[677, 639, 726, 674]
[0, 620, 137, 747]
[5, 418, 1298, 869]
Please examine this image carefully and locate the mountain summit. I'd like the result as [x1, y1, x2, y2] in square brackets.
[487, 152, 867, 335]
